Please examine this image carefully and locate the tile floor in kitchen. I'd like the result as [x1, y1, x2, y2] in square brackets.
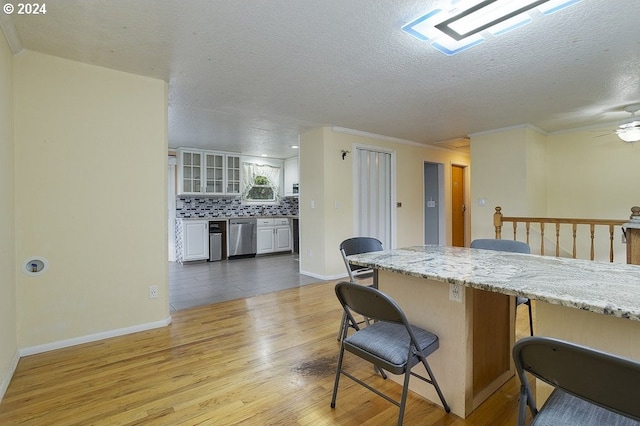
[169, 253, 323, 311]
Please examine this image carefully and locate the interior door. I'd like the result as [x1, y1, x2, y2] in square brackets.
[355, 148, 393, 249]
[451, 165, 465, 247]
[424, 162, 441, 245]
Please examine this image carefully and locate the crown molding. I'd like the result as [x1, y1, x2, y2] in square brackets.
[0, 14, 24, 54]
[331, 126, 470, 154]
[469, 123, 548, 138]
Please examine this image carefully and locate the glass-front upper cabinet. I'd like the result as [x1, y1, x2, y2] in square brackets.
[177, 148, 241, 196]
[179, 150, 202, 195]
[226, 155, 241, 194]
[204, 152, 224, 194]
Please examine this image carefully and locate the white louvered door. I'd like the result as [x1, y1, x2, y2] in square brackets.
[355, 147, 393, 250]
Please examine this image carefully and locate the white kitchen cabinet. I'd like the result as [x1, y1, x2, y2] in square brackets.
[178, 150, 203, 195]
[182, 220, 209, 261]
[284, 156, 299, 196]
[203, 152, 224, 194]
[275, 224, 292, 251]
[177, 148, 241, 196]
[257, 226, 276, 254]
[257, 218, 292, 254]
[226, 155, 241, 194]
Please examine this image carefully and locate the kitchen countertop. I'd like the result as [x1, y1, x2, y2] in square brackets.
[348, 245, 640, 321]
[177, 216, 298, 220]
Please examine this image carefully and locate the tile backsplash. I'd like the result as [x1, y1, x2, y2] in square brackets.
[176, 196, 298, 218]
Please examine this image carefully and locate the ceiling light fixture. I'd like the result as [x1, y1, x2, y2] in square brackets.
[617, 104, 640, 143]
[402, 0, 582, 56]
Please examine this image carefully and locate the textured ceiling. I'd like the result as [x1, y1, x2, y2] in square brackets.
[4, 0, 640, 158]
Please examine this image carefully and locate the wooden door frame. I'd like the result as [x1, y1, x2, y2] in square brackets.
[451, 163, 469, 247]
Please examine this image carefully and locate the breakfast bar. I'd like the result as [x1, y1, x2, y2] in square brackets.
[347, 245, 640, 418]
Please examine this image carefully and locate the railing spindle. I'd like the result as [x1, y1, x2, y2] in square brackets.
[590, 224, 595, 261]
[572, 224, 577, 259]
[494, 207, 502, 239]
[609, 224, 615, 263]
[555, 223, 560, 257]
[540, 222, 545, 256]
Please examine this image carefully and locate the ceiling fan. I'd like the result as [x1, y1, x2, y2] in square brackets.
[615, 104, 640, 143]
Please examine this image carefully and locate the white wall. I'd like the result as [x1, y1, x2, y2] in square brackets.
[0, 31, 18, 400]
[14, 51, 170, 350]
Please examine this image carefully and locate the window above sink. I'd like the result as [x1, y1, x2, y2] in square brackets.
[242, 162, 281, 204]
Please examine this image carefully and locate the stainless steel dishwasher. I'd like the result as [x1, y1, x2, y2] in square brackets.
[228, 218, 257, 258]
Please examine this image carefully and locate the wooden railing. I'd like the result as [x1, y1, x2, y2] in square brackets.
[493, 206, 627, 262]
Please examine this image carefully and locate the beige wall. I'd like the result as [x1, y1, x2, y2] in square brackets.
[14, 52, 169, 349]
[470, 127, 531, 240]
[470, 126, 636, 262]
[299, 127, 328, 275]
[0, 33, 17, 397]
[470, 126, 549, 240]
[546, 129, 637, 261]
[300, 128, 470, 278]
[546, 129, 638, 219]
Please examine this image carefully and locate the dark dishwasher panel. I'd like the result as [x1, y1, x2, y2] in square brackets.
[292, 218, 299, 254]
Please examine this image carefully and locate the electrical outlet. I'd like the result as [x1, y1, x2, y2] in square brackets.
[149, 285, 158, 299]
[449, 283, 463, 303]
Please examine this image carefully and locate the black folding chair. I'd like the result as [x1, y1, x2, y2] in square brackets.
[331, 281, 450, 426]
[513, 336, 640, 425]
[336, 237, 383, 340]
[471, 238, 534, 336]
[340, 237, 383, 282]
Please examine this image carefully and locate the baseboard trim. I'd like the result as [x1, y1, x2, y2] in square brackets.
[0, 349, 20, 402]
[19, 316, 173, 357]
[299, 270, 347, 281]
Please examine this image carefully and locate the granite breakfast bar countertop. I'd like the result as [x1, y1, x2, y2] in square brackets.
[348, 245, 640, 322]
[348, 245, 640, 417]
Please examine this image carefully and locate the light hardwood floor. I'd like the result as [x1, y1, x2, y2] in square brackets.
[0, 281, 533, 425]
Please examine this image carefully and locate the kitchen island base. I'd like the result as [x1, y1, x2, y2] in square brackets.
[378, 270, 514, 418]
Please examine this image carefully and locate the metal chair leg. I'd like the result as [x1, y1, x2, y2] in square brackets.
[397, 369, 412, 426]
[336, 311, 347, 340]
[420, 357, 450, 413]
[330, 344, 346, 408]
[527, 300, 534, 336]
